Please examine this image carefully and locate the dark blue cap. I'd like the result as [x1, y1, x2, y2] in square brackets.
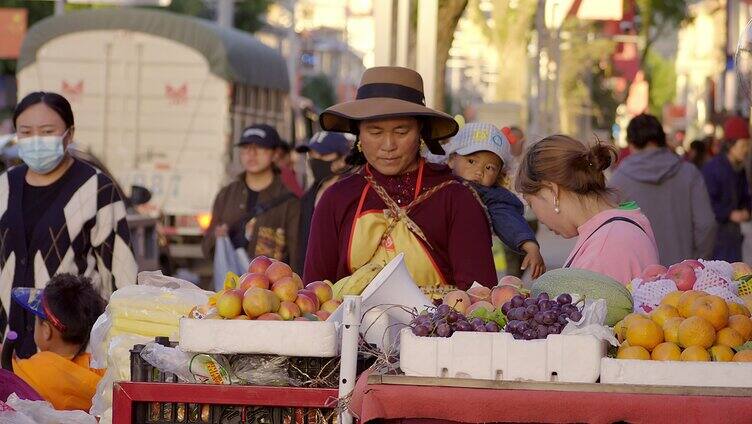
[296, 131, 353, 156]
[237, 124, 282, 149]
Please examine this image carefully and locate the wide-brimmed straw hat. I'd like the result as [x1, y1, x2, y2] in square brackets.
[319, 66, 459, 155]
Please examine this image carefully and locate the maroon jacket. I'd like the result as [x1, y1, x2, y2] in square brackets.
[303, 162, 496, 289]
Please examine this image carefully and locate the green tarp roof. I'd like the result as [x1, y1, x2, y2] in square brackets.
[18, 7, 290, 91]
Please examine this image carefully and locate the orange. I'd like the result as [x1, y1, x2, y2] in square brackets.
[617, 340, 631, 354]
[681, 346, 711, 361]
[732, 350, 752, 362]
[716, 327, 745, 348]
[710, 345, 735, 362]
[651, 342, 681, 361]
[650, 305, 681, 327]
[678, 316, 716, 349]
[728, 302, 751, 318]
[662, 317, 684, 344]
[689, 295, 729, 330]
[661, 291, 683, 309]
[617, 346, 650, 360]
[742, 294, 752, 313]
[623, 313, 650, 327]
[678, 290, 706, 318]
[626, 319, 664, 351]
[613, 320, 627, 343]
[728, 315, 752, 341]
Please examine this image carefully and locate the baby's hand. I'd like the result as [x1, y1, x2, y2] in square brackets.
[520, 241, 546, 279]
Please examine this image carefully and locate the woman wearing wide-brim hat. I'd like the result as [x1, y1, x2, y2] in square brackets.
[303, 67, 496, 293]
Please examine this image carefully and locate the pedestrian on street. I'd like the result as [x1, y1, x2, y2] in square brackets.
[702, 116, 752, 262]
[516, 135, 659, 285]
[609, 113, 716, 266]
[1, 92, 137, 358]
[202, 124, 301, 267]
[293, 131, 353, 273]
[274, 141, 304, 198]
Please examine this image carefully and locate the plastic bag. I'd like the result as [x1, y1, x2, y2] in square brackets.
[561, 299, 619, 346]
[90, 334, 150, 420]
[213, 236, 250, 292]
[229, 355, 299, 387]
[140, 343, 232, 385]
[0, 410, 36, 424]
[5, 394, 96, 424]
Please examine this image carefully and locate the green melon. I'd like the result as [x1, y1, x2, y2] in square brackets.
[531, 268, 633, 326]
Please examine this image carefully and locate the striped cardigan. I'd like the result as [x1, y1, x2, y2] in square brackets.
[0, 159, 137, 357]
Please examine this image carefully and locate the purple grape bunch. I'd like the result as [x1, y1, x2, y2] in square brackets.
[409, 303, 502, 337]
[502, 292, 583, 340]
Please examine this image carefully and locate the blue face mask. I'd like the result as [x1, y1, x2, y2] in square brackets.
[17, 130, 68, 174]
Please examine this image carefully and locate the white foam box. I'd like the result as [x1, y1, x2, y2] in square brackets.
[601, 358, 752, 387]
[179, 318, 339, 357]
[399, 328, 607, 382]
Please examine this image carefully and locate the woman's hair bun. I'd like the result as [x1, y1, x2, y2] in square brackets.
[587, 143, 617, 172]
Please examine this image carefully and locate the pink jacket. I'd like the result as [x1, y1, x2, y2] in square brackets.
[565, 208, 659, 285]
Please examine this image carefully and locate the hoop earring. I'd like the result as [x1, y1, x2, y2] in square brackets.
[554, 198, 560, 214]
[356, 140, 362, 152]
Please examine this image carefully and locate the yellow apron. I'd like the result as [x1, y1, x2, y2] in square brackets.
[347, 161, 457, 297]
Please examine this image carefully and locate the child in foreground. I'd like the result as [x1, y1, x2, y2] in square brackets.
[439, 123, 546, 278]
[11, 274, 105, 410]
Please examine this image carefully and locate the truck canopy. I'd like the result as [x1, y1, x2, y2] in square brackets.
[18, 7, 289, 91]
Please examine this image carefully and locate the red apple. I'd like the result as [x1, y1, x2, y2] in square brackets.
[641, 264, 668, 281]
[257, 312, 283, 320]
[249, 255, 273, 274]
[272, 277, 299, 302]
[242, 288, 274, 318]
[315, 310, 331, 321]
[321, 299, 341, 314]
[278, 301, 301, 320]
[666, 263, 697, 291]
[466, 286, 491, 304]
[305, 281, 333, 304]
[239, 273, 270, 291]
[295, 290, 319, 314]
[265, 261, 293, 284]
[491, 285, 519, 308]
[498, 275, 523, 288]
[216, 289, 244, 319]
[681, 259, 705, 270]
[294, 317, 309, 321]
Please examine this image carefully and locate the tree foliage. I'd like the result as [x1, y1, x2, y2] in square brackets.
[635, 0, 689, 63]
[301, 74, 336, 112]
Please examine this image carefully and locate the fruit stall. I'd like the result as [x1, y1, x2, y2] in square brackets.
[104, 255, 752, 423]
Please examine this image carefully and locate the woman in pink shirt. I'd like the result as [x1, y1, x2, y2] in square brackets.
[516, 135, 659, 285]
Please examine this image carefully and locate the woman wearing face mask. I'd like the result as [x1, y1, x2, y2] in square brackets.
[1, 92, 137, 358]
[293, 131, 353, 273]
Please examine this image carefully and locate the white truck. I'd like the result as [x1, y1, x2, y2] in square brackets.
[16, 8, 301, 278]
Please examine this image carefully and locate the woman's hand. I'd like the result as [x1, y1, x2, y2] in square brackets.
[214, 224, 229, 237]
[520, 241, 546, 279]
[730, 209, 751, 223]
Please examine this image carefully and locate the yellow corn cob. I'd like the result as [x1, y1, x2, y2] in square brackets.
[332, 262, 384, 300]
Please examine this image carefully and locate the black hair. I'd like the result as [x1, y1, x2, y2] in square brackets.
[13, 92, 75, 130]
[626, 114, 666, 149]
[43, 274, 105, 354]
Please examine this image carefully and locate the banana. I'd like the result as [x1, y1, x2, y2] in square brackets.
[332, 261, 384, 300]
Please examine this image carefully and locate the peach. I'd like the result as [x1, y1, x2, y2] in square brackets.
[239, 273, 270, 291]
[265, 261, 293, 284]
[216, 289, 244, 319]
[296, 290, 319, 314]
[257, 313, 283, 320]
[278, 301, 301, 320]
[315, 311, 331, 321]
[249, 255, 273, 274]
[498, 275, 523, 288]
[467, 286, 491, 304]
[242, 287, 274, 318]
[321, 299, 342, 314]
[291, 273, 304, 290]
[267, 289, 281, 313]
[666, 263, 696, 291]
[641, 264, 668, 281]
[272, 277, 299, 302]
[305, 281, 333, 304]
[466, 301, 494, 316]
[442, 290, 472, 313]
[491, 285, 520, 309]
[233, 315, 249, 320]
[294, 317, 309, 321]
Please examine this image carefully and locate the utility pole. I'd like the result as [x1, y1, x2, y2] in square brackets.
[416, 0, 438, 108]
[216, 0, 234, 28]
